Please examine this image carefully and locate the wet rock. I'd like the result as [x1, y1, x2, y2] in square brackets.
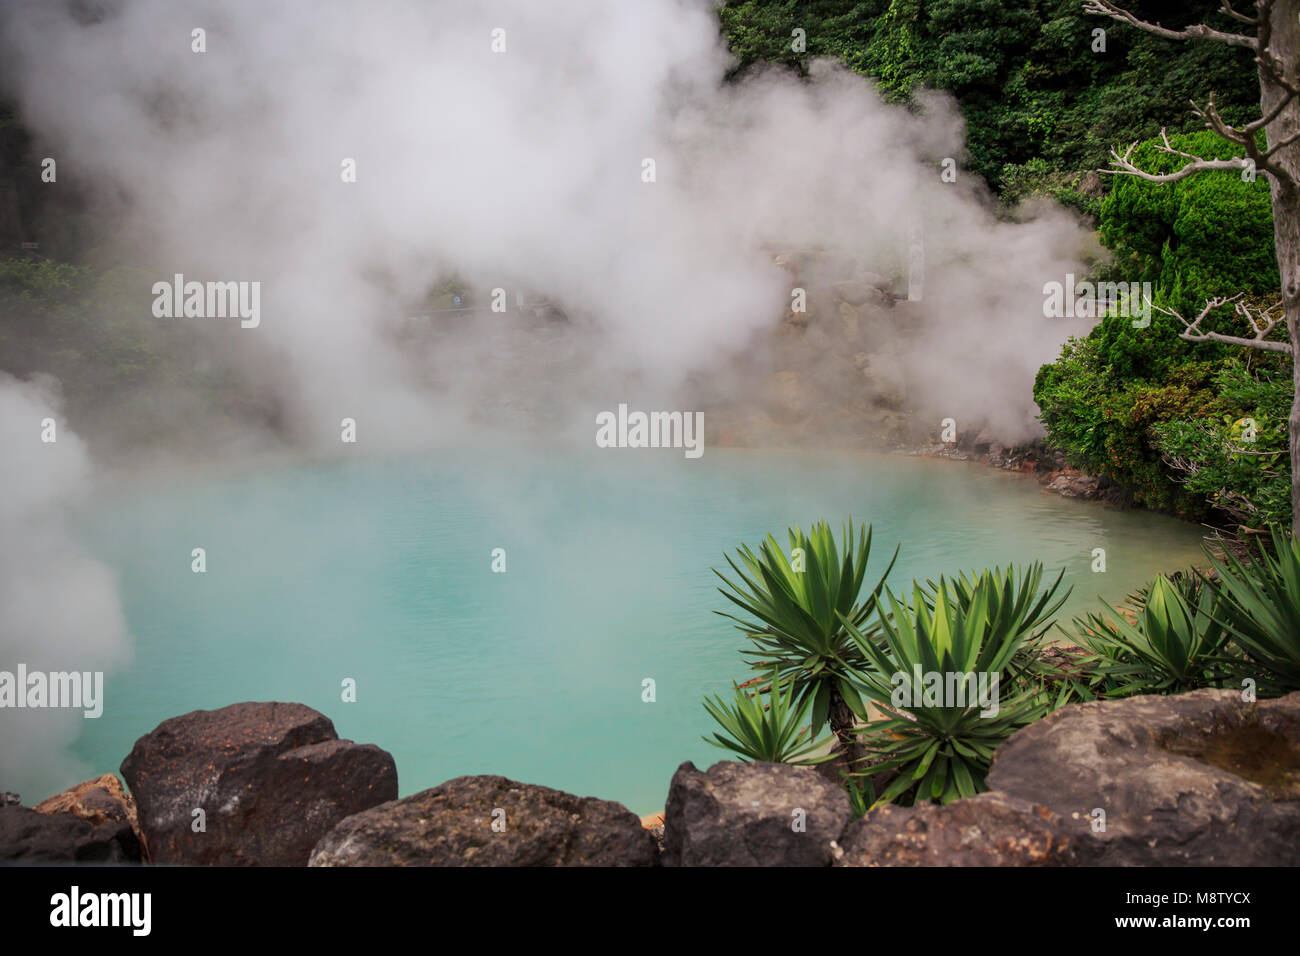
[1, 792, 20, 807]
[641, 812, 666, 855]
[804, 324, 833, 351]
[862, 349, 906, 409]
[839, 302, 861, 341]
[833, 792, 1089, 866]
[784, 307, 811, 329]
[662, 761, 852, 866]
[834, 280, 890, 308]
[35, 773, 138, 828]
[0, 806, 142, 863]
[771, 251, 802, 272]
[35, 774, 145, 858]
[988, 688, 1300, 865]
[890, 300, 926, 324]
[309, 775, 657, 866]
[121, 701, 397, 866]
[1044, 472, 1100, 499]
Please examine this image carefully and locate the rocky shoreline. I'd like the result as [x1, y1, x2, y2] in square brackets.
[4, 689, 1297, 866]
[903, 435, 1120, 505]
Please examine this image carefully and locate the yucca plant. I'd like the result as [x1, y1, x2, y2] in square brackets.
[713, 520, 898, 770]
[841, 566, 1067, 807]
[910, 564, 1080, 706]
[701, 669, 835, 765]
[916, 564, 1070, 638]
[1203, 528, 1300, 693]
[1072, 572, 1236, 696]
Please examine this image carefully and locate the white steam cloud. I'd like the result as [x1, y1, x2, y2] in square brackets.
[2, 0, 1092, 452]
[0, 375, 129, 800]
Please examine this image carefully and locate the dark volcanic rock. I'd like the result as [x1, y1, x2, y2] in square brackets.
[36, 773, 138, 827]
[0, 806, 141, 862]
[988, 688, 1300, 865]
[1, 792, 20, 807]
[121, 701, 397, 866]
[308, 775, 657, 866]
[833, 792, 1091, 866]
[662, 760, 852, 866]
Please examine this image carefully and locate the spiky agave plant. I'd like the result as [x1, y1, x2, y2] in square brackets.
[842, 565, 1067, 807]
[713, 520, 898, 771]
[1072, 573, 1236, 696]
[701, 669, 835, 765]
[906, 563, 1084, 705]
[1203, 529, 1300, 693]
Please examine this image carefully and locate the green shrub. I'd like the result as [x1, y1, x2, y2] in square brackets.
[1153, 358, 1293, 531]
[1098, 130, 1277, 320]
[1033, 338, 1228, 517]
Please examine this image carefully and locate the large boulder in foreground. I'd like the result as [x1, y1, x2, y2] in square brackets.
[121, 701, 397, 866]
[988, 688, 1300, 866]
[308, 775, 657, 866]
[662, 760, 852, 866]
[35, 773, 145, 857]
[833, 792, 1091, 866]
[0, 805, 142, 862]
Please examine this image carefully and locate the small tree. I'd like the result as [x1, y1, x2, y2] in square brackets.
[1085, 0, 1300, 535]
[713, 521, 897, 771]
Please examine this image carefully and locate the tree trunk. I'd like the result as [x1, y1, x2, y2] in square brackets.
[827, 683, 868, 773]
[1259, 3, 1300, 537]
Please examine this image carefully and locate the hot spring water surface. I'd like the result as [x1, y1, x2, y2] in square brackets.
[78, 448, 1206, 813]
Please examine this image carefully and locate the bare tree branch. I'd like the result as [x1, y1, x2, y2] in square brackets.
[1217, 1, 1257, 26]
[1087, 1, 1300, 193]
[1152, 294, 1294, 355]
[1082, 0, 1257, 49]
[1190, 94, 1297, 184]
[1101, 127, 1253, 182]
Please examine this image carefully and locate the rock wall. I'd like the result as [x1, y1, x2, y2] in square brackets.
[4, 690, 1296, 866]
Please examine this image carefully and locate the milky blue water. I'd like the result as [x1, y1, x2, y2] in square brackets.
[74, 447, 1206, 814]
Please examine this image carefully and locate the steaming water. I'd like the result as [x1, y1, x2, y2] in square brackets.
[75, 448, 1205, 814]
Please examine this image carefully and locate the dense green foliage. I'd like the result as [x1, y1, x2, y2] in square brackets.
[1032, 125, 1288, 528]
[1035, 344, 1291, 526]
[719, 0, 1259, 189]
[1098, 131, 1278, 322]
[1154, 360, 1292, 528]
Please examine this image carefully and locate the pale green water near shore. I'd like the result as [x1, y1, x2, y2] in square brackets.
[75, 447, 1206, 814]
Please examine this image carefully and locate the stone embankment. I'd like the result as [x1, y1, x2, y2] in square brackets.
[4, 690, 1296, 865]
